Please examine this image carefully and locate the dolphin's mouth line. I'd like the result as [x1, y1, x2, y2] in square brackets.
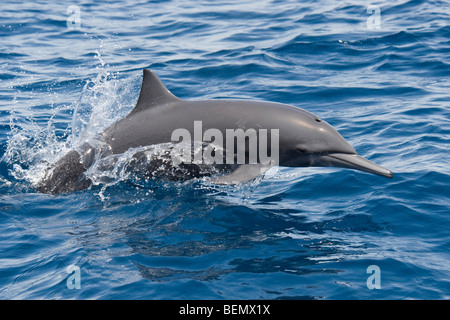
[320, 153, 393, 178]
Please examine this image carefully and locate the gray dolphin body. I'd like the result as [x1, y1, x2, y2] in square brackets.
[37, 69, 392, 194]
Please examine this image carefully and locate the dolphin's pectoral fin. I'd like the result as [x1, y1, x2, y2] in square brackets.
[209, 163, 272, 185]
[130, 69, 181, 115]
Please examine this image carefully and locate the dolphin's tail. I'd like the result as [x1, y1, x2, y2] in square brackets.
[37, 149, 92, 194]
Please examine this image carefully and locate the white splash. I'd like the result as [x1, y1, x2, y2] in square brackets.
[2, 55, 139, 192]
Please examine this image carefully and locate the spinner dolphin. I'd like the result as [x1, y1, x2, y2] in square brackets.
[37, 69, 392, 194]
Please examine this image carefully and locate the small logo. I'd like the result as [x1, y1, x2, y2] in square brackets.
[66, 5, 81, 30]
[367, 5, 381, 30]
[170, 121, 279, 166]
[366, 265, 381, 289]
[66, 265, 81, 289]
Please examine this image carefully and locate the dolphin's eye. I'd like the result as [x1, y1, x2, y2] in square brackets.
[297, 147, 307, 153]
[315, 118, 322, 122]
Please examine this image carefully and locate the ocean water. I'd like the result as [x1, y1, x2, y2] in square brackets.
[1, 0, 449, 300]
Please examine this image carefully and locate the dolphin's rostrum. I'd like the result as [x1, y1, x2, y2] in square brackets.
[37, 69, 393, 194]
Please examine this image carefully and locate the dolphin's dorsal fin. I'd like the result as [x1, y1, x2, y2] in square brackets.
[131, 69, 180, 114]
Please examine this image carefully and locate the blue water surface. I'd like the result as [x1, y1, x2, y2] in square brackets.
[1, 0, 449, 299]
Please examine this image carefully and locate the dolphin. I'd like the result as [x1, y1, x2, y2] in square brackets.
[37, 69, 393, 194]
